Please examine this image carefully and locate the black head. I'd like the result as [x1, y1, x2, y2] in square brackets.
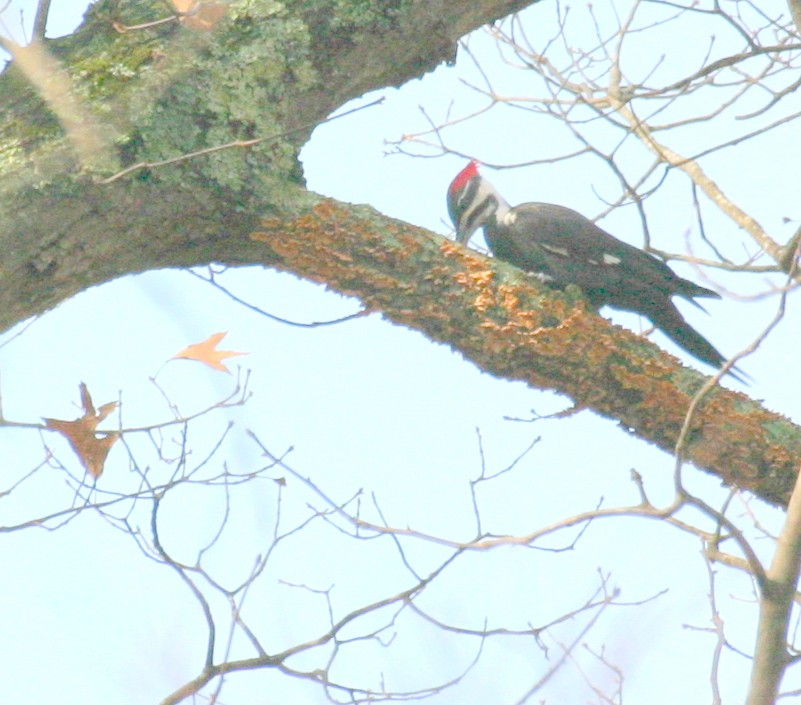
[447, 161, 508, 243]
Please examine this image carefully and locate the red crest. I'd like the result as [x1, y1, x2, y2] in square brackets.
[448, 160, 480, 195]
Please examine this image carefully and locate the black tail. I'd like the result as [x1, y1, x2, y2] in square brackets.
[675, 278, 720, 305]
[651, 301, 724, 368]
[647, 301, 746, 382]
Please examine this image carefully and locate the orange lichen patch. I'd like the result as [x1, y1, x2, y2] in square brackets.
[473, 287, 499, 313]
[246, 200, 801, 507]
[423, 264, 457, 283]
[451, 269, 503, 313]
[254, 207, 365, 277]
[496, 285, 523, 313]
[612, 362, 674, 395]
[453, 269, 495, 288]
[312, 200, 352, 221]
[479, 325, 526, 357]
[445, 244, 505, 281]
[616, 372, 685, 417]
[688, 395, 766, 463]
[440, 240, 470, 260]
[367, 273, 412, 296]
[368, 245, 403, 265]
[249, 231, 271, 243]
[397, 232, 426, 254]
[517, 306, 591, 349]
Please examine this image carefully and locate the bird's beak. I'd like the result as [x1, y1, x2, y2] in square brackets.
[455, 224, 477, 245]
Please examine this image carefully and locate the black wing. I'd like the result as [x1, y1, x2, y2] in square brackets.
[486, 203, 718, 310]
[485, 202, 733, 372]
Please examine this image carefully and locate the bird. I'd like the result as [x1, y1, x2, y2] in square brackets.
[447, 160, 738, 376]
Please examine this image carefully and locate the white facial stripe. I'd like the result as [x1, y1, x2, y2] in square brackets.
[457, 179, 500, 240]
[462, 195, 497, 236]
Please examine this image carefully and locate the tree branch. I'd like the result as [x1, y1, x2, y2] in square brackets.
[1, 0, 797, 510]
[747, 460, 801, 703]
[32, 0, 51, 40]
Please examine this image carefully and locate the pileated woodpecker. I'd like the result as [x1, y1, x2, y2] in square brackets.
[447, 160, 734, 374]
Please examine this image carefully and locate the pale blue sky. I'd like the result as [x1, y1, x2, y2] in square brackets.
[0, 1, 799, 704]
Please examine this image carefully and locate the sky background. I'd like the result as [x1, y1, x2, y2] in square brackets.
[0, 1, 799, 704]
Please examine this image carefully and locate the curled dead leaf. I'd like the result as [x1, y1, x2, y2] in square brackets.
[44, 383, 119, 479]
[171, 332, 248, 373]
[171, 0, 227, 30]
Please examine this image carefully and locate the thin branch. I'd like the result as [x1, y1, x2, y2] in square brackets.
[32, 0, 50, 39]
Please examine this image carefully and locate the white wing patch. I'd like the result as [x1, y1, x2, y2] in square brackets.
[528, 271, 555, 283]
[603, 253, 621, 265]
[540, 243, 570, 258]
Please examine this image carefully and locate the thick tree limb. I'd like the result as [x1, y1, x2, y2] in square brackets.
[0, 0, 536, 326]
[252, 199, 801, 509]
[0, 0, 799, 507]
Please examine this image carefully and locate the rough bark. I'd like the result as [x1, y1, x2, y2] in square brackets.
[0, 0, 799, 506]
[0, 0, 534, 329]
[789, 0, 801, 38]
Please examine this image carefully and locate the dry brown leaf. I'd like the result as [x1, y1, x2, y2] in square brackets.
[171, 332, 247, 373]
[171, 0, 227, 30]
[44, 383, 120, 479]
